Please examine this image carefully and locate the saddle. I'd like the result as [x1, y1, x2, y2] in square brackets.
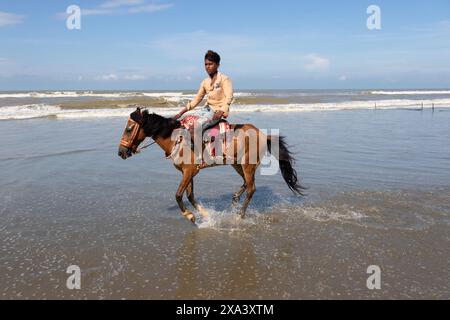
[180, 115, 232, 164]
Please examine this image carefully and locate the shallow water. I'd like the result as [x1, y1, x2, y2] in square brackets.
[0, 108, 449, 299]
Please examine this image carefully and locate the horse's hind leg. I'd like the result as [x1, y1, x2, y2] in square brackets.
[233, 184, 247, 206]
[186, 180, 209, 219]
[239, 164, 257, 218]
[232, 164, 247, 206]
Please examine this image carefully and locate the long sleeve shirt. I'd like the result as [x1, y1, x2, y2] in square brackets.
[186, 72, 233, 117]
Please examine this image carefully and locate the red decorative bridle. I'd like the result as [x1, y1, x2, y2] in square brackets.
[120, 117, 141, 151]
[119, 108, 157, 157]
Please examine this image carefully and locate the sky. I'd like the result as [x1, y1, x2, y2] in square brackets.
[0, 0, 450, 90]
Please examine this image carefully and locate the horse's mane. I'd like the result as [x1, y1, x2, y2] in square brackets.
[142, 110, 182, 139]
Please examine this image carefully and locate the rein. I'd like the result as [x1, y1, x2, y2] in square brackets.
[136, 139, 157, 153]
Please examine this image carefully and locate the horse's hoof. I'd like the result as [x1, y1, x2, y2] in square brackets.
[183, 211, 196, 224]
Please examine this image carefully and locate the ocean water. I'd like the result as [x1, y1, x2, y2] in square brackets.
[0, 90, 449, 299]
[1, 89, 450, 120]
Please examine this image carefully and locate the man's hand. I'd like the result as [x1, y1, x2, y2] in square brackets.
[212, 110, 224, 121]
[173, 107, 188, 120]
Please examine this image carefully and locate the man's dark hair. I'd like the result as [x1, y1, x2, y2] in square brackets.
[205, 50, 221, 64]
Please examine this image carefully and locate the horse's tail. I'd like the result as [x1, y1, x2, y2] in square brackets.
[267, 135, 305, 195]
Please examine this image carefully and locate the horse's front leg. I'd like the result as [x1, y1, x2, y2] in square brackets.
[186, 180, 210, 220]
[176, 169, 197, 224]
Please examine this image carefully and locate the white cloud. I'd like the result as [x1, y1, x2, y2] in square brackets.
[339, 75, 347, 81]
[304, 54, 330, 72]
[0, 11, 24, 27]
[80, 9, 113, 16]
[174, 75, 192, 81]
[148, 32, 336, 78]
[123, 74, 147, 80]
[128, 3, 173, 13]
[436, 20, 450, 30]
[60, 1, 173, 17]
[100, 0, 145, 9]
[148, 30, 255, 61]
[96, 74, 119, 81]
[94, 74, 148, 81]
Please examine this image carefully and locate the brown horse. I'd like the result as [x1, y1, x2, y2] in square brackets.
[118, 107, 303, 224]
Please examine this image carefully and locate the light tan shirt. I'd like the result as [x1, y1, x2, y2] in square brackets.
[186, 72, 233, 117]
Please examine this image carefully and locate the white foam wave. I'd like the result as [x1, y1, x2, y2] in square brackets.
[0, 104, 62, 120]
[0, 91, 188, 99]
[0, 91, 254, 99]
[1, 98, 449, 120]
[0, 91, 255, 101]
[233, 92, 255, 97]
[0, 91, 82, 98]
[371, 90, 450, 95]
[231, 98, 450, 113]
[56, 107, 177, 119]
[0, 104, 179, 120]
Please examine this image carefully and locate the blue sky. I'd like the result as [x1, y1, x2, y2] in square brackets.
[0, 0, 450, 90]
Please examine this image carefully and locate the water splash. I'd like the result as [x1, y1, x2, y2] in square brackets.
[196, 207, 261, 231]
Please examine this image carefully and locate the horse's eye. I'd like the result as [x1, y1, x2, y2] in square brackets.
[126, 124, 135, 132]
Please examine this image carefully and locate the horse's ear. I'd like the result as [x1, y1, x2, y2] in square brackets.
[130, 108, 144, 124]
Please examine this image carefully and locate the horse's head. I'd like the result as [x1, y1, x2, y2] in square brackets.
[118, 107, 147, 160]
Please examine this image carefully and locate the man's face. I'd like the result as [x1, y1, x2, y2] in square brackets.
[205, 59, 219, 76]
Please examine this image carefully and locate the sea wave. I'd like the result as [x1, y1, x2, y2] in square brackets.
[370, 90, 450, 95]
[0, 104, 178, 120]
[0, 91, 188, 99]
[0, 104, 63, 120]
[1, 98, 449, 120]
[232, 98, 450, 113]
[0, 91, 254, 101]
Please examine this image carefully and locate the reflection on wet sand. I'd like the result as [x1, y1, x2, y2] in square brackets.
[175, 229, 259, 299]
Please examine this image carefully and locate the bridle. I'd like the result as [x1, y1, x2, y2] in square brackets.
[120, 116, 157, 154]
[120, 118, 141, 150]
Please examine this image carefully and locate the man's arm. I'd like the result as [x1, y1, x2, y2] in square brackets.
[173, 81, 206, 119]
[219, 77, 233, 114]
[187, 81, 206, 111]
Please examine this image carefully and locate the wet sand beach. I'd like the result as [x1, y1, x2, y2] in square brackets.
[1, 91, 449, 299]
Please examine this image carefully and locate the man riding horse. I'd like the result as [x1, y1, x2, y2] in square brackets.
[118, 51, 303, 224]
[173, 50, 233, 151]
